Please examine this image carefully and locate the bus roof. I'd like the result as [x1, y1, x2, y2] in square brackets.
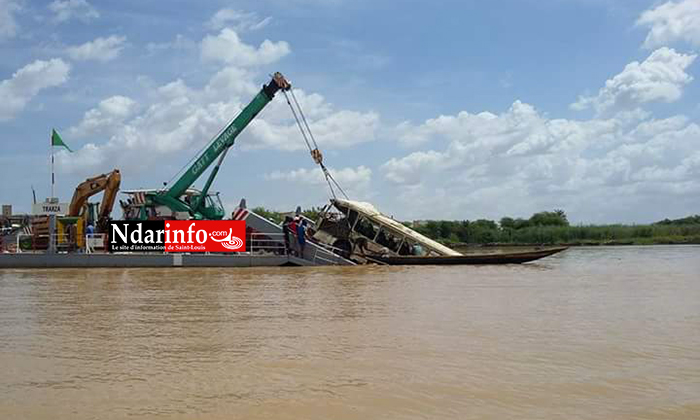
[332, 199, 461, 256]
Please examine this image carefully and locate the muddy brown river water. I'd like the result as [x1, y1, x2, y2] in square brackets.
[1, 246, 698, 419]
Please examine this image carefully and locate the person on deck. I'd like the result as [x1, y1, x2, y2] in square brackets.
[289, 217, 298, 238]
[288, 217, 299, 256]
[297, 220, 307, 257]
[282, 216, 292, 256]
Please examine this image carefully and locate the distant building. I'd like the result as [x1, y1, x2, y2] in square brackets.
[2, 205, 11, 218]
[280, 211, 297, 220]
[411, 220, 429, 228]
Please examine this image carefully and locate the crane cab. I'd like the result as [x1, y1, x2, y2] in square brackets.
[120, 189, 225, 221]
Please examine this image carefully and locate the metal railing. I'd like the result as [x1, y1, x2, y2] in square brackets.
[85, 234, 107, 254]
[10, 231, 350, 265]
[248, 232, 286, 255]
[15, 233, 74, 253]
[15, 233, 28, 252]
[249, 231, 348, 265]
[309, 241, 349, 265]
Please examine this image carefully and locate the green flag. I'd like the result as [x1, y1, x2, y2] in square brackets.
[51, 129, 73, 152]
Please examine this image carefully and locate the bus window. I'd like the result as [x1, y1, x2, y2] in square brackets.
[398, 240, 411, 255]
[347, 210, 359, 230]
[354, 216, 377, 240]
[376, 228, 402, 253]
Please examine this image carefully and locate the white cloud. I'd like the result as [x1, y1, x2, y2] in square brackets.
[48, 0, 99, 23]
[383, 151, 445, 185]
[204, 66, 258, 98]
[207, 9, 272, 32]
[265, 166, 373, 199]
[382, 101, 700, 222]
[224, 85, 379, 151]
[396, 100, 569, 152]
[637, 0, 700, 49]
[201, 28, 290, 67]
[266, 165, 371, 186]
[0, 58, 70, 121]
[571, 48, 696, 114]
[66, 35, 126, 62]
[0, 0, 21, 41]
[69, 95, 136, 138]
[99, 95, 135, 117]
[246, 103, 380, 151]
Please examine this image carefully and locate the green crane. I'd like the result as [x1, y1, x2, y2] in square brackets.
[122, 72, 290, 220]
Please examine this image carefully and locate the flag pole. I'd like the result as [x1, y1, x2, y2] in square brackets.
[51, 132, 55, 199]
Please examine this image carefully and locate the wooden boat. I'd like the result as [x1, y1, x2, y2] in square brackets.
[365, 246, 568, 265]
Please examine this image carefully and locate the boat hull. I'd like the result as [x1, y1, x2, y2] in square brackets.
[367, 247, 568, 265]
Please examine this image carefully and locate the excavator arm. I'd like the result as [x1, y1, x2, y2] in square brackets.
[98, 170, 121, 228]
[69, 170, 121, 226]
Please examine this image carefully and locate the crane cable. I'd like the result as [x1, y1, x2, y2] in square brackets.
[281, 87, 349, 200]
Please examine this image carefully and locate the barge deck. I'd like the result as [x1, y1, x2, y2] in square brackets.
[0, 253, 320, 268]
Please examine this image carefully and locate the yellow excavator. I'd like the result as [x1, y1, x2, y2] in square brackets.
[69, 169, 121, 231]
[28, 169, 121, 251]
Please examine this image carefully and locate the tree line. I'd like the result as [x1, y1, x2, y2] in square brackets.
[411, 211, 700, 245]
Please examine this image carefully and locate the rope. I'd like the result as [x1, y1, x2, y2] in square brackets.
[290, 89, 320, 150]
[282, 90, 314, 154]
[320, 162, 350, 199]
[282, 88, 350, 200]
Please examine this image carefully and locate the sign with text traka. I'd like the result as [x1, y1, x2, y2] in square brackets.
[32, 201, 69, 215]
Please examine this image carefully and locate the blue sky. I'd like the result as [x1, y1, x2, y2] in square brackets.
[1, 0, 699, 223]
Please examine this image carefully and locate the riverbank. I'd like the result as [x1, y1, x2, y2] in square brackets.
[413, 220, 700, 248]
[450, 235, 700, 249]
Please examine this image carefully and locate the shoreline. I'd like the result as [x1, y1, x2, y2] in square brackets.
[451, 238, 700, 248]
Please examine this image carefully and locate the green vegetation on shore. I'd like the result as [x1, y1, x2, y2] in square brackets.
[251, 207, 323, 225]
[251, 206, 700, 246]
[411, 212, 700, 246]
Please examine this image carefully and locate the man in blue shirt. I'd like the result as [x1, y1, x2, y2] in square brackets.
[297, 220, 307, 257]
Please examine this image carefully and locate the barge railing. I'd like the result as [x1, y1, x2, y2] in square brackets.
[11, 231, 350, 266]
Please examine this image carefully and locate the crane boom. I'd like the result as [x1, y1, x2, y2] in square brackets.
[163, 72, 290, 201]
[122, 72, 290, 221]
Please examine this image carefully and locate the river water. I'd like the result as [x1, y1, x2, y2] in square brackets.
[1, 246, 698, 419]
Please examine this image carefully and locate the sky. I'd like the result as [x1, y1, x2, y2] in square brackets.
[0, 0, 699, 224]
